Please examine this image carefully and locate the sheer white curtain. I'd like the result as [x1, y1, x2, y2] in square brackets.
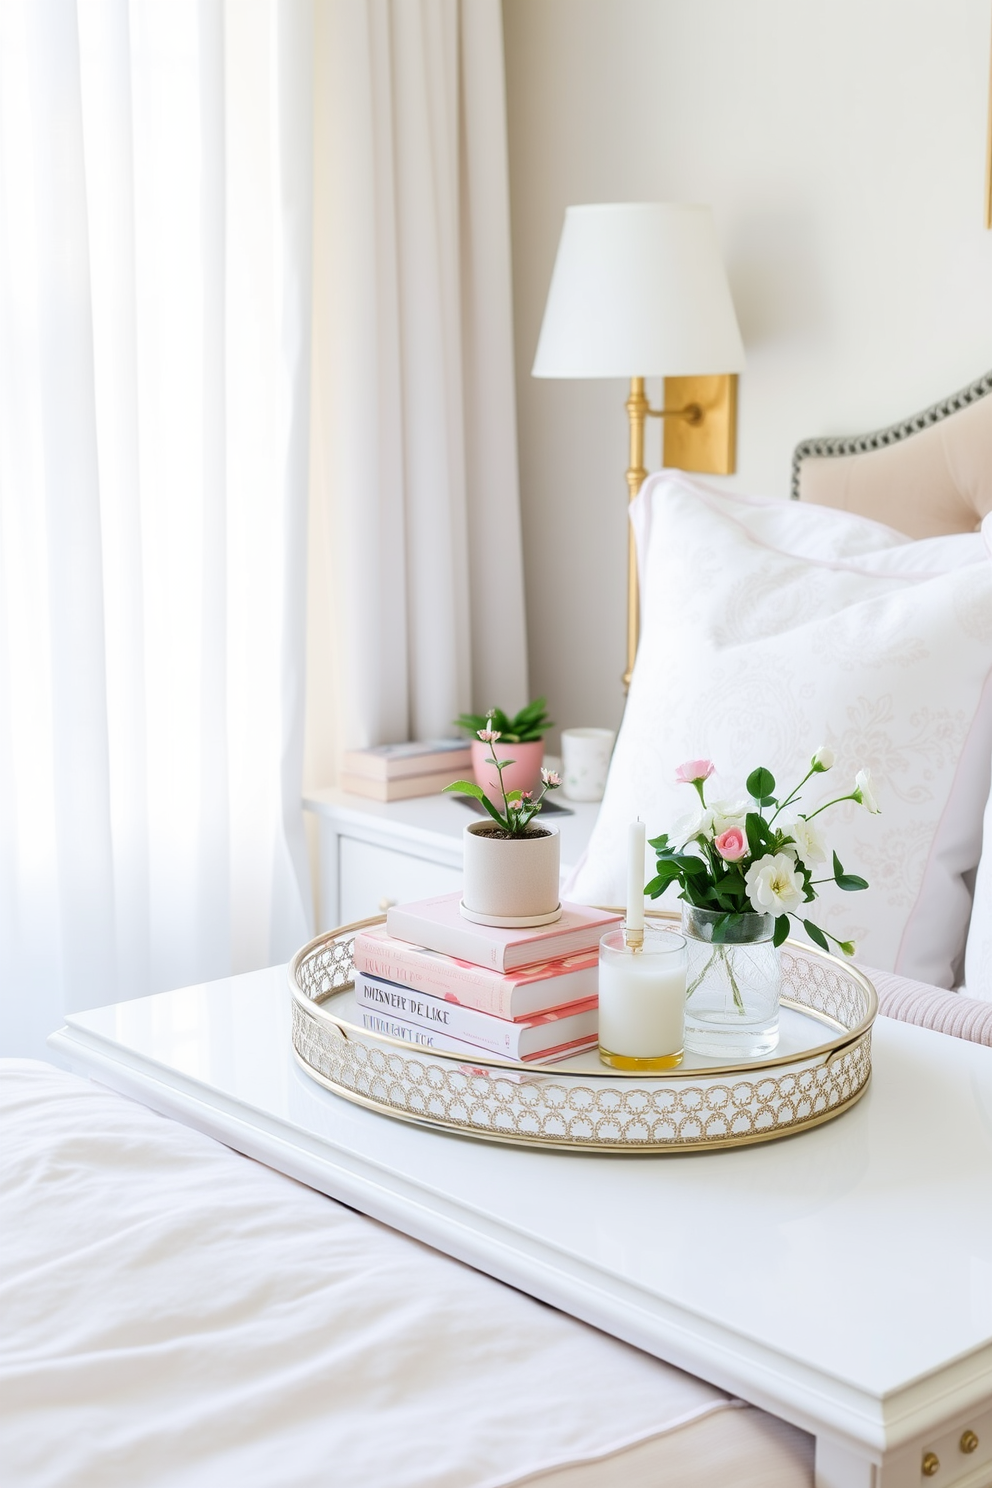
[0, 0, 527, 1059]
[0, 0, 313, 1058]
[306, 0, 528, 777]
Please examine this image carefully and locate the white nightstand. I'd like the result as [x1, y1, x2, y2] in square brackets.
[303, 787, 601, 930]
[53, 977, 992, 1488]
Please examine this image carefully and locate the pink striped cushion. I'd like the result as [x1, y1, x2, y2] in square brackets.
[859, 965, 992, 1047]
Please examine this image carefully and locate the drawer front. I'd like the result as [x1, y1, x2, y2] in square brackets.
[338, 837, 462, 925]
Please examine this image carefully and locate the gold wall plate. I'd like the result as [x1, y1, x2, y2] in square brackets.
[663, 373, 738, 474]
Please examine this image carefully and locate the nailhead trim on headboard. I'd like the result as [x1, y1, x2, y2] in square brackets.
[790, 369, 992, 500]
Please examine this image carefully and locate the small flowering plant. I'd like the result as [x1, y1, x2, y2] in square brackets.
[444, 716, 561, 836]
[646, 751, 879, 955]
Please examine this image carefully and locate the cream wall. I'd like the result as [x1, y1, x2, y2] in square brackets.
[503, 0, 992, 742]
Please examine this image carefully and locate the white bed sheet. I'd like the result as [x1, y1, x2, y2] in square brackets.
[0, 1061, 812, 1488]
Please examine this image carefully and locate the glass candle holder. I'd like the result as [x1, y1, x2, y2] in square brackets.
[598, 927, 687, 1070]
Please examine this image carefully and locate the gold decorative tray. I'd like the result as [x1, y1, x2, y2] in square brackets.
[289, 912, 877, 1153]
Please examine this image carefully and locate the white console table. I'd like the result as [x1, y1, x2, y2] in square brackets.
[303, 787, 599, 929]
[52, 970, 992, 1488]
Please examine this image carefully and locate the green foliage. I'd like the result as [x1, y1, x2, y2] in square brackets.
[454, 696, 553, 743]
[707, 912, 735, 943]
[746, 766, 776, 805]
[802, 919, 830, 953]
[442, 780, 508, 830]
[744, 811, 771, 859]
[832, 850, 868, 892]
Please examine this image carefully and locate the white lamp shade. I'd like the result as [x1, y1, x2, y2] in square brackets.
[532, 203, 745, 379]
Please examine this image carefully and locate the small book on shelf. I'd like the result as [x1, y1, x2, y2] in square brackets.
[353, 926, 599, 1019]
[355, 971, 598, 1059]
[339, 768, 461, 802]
[385, 893, 621, 973]
[341, 739, 472, 781]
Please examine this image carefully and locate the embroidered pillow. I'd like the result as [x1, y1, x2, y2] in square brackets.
[565, 475, 992, 987]
[964, 768, 992, 999]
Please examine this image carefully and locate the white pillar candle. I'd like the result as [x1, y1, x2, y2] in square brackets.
[626, 820, 646, 935]
[598, 927, 686, 1068]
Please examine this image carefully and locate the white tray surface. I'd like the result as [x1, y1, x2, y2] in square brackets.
[321, 985, 845, 1071]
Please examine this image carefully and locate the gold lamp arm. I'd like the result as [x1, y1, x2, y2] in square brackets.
[622, 373, 737, 691]
[622, 378, 649, 690]
[622, 377, 700, 690]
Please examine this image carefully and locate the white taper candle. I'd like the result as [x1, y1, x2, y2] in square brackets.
[626, 820, 646, 934]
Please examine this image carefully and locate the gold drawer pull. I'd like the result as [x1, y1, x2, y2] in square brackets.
[960, 1430, 979, 1454]
[922, 1452, 940, 1477]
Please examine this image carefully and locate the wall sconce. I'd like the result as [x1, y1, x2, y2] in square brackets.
[532, 202, 745, 689]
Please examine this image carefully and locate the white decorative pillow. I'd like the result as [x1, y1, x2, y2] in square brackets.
[565, 476, 992, 987]
[965, 779, 992, 999]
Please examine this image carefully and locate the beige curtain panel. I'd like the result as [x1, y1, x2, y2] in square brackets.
[306, 0, 529, 785]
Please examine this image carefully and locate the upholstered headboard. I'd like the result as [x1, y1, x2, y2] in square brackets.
[792, 370, 992, 537]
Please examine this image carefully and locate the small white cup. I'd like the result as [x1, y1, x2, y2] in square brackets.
[561, 727, 615, 801]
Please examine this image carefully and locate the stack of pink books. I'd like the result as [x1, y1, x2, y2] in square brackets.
[351, 892, 622, 1064]
[340, 739, 472, 801]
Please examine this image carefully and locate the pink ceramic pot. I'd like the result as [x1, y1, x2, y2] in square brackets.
[471, 738, 545, 807]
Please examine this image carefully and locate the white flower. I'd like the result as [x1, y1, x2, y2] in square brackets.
[477, 727, 501, 743]
[745, 852, 805, 915]
[676, 806, 714, 844]
[811, 746, 835, 772]
[781, 814, 826, 865]
[854, 768, 880, 814]
[710, 798, 749, 835]
[540, 767, 561, 787]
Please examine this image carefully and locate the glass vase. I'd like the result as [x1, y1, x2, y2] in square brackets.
[681, 905, 781, 1060]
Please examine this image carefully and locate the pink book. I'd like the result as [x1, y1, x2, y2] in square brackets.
[384, 893, 621, 975]
[341, 739, 472, 781]
[353, 926, 600, 1019]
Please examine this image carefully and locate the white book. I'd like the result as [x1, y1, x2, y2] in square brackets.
[355, 972, 598, 1061]
[358, 1010, 593, 1066]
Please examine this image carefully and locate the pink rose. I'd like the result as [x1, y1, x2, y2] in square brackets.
[714, 826, 747, 861]
[675, 759, 715, 785]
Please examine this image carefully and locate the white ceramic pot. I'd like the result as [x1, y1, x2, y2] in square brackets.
[460, 820, 561, 927]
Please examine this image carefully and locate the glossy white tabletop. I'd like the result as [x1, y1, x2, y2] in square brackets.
[54, 968, 992, 1459]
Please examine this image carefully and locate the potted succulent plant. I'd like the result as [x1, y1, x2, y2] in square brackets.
[454, 698, 553, 805]
[444, 721, 562, 926]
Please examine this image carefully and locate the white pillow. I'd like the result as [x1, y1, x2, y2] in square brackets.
[566, 475, 992, 987]
[965, 760, 992, 1000]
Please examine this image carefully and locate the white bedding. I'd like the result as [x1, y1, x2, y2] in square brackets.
[0, 1061, 812, 1488]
